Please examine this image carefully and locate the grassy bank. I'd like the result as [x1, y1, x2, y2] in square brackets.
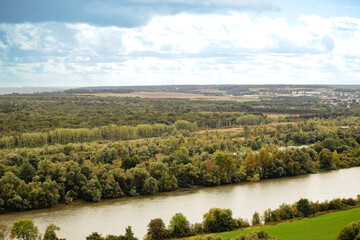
[206, 207, 360, 240]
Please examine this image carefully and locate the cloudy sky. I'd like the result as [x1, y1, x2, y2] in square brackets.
[0, 0, 360, 87]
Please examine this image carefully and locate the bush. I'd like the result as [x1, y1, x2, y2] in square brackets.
[43, 224, 60, 240]
[278, 204, 296, 220]
[342, 198, 357, 206]
[203, 208, 236, 233]
[168, 213, 191, 238]
[336, 221, 360, 240]
[86, 232, 103, 240]
[236, 218, 250, 228]
[297, 198, 313, 217]
[146, 218, 168, 240]
[252, 212, 261, 226]
[328, 199, 343, 210]
[236, 231, 281, 240]
[190, 223, 204, 236]
[10, 219, 40, 240]
[193, 236, 224, 240]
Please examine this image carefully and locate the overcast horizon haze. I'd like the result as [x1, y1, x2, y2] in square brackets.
[1, 0, 360, 87]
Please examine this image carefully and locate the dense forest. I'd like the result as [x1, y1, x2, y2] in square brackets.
[0, 91, 360, 213]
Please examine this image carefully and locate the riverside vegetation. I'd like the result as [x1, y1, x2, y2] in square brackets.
[1, 92, 360, 212]
[1, 195, 359, 239]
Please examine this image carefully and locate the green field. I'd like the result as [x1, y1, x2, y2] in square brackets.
[212, 207, 360, 240]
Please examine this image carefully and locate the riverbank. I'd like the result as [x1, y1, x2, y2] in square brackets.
[190, 206, 360, 240]
[0, 165, 354, 216]
[1, 167, 359, 239]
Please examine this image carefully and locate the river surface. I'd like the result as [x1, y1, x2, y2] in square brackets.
[1, 167, 360, 239]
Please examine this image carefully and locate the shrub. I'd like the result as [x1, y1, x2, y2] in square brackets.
[252, 212, 261, 226]
[328, 198, 343, 210]
[336, 221, 360, 240]
[236, 218, 250, 228]
[168, 213, 191, 238]
[146, 218, 168, 240]
[342, 198, 356, 206]
[236, 231, 281, 240]
[203, 208, 236, 233]
[278, 204, 296, 220]
[297, 198, 313, 217]
[190, 223, 204, 236]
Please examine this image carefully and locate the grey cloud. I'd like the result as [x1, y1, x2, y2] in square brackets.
[0, 23, 127, 64]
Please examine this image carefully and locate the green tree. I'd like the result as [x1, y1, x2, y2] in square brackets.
[143, 177, 158, 195]
[121, 157, 140, 170]
[146, 218, 168, 240]
[323, 138, 336, 152]
[124, 226, 137, 240]
[43, 224, 60, 240]
[319, 149, 335, 170]
[81, 177, 102, 202]
[243, 125, 250, 139]
[0, 172, 30, 212]
[252, 212, 261, 226]
[245, 152, 256, 176]
[19, 162, 36, 183]
[203, 208, 236, 233]
[333, 150, 340, 168]
[214, 152, 236, 183]
[10, 219, 39, 240]
[127, 167, 151, 195]
[168, 213, 190, 238]
[297, 198, 312, 217]
[86, 232, 104, 240]
[258, 149, 270, 168]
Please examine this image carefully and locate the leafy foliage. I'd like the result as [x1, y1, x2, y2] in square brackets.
[10, 219, 39, 240]
[337, 221, 360, 240]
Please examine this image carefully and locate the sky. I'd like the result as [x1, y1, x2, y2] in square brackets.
[0, 0, 360, 87]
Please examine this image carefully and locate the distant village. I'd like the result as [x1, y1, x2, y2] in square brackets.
[244, 88, 360, 107]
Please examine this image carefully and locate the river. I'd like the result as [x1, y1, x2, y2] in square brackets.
[1, 167, 360, 239]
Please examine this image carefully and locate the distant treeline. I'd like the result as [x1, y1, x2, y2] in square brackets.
[3, 93, 358, 137]
[0, 93, 344, 136]
[0, 114, 274, 148]
[66, 89, 135, 94]
[65, 84, 360, 95]
[0, 120, 196, 148]
[0, 94, 286, 136]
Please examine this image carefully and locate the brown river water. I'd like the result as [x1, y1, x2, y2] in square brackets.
[1, 167, 360, 239]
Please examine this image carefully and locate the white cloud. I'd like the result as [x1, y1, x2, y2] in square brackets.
[0, 39, 6, 49]
[1, 13, 360, 86]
